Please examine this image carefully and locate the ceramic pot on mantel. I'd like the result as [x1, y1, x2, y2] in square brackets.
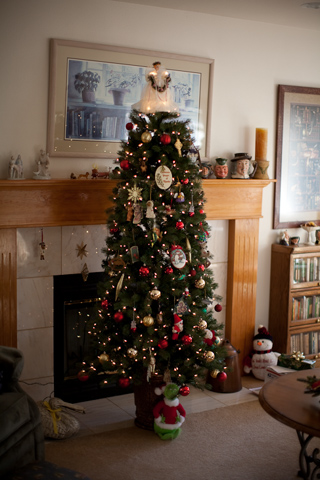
[253, 160, 270, 179]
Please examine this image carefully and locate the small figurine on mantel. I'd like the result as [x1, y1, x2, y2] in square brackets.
[214, 158, 229, 179]
[33, 149, 51, 180]
[279, 230, 290, 246]
[8, 154, 24, 179]
[231, 153, 257, 179]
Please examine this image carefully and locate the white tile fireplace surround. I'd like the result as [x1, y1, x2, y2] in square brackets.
[17, 221, 227, 402]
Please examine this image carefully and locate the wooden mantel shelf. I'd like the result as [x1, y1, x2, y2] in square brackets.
[0, 178, 274, 369]
[0, 178, 274, 228]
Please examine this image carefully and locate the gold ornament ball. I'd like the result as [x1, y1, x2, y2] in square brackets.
[99, 353, 109, 363]
[198, 319, 207, 330]
[214, 336, 222, 346]
[195, 277, 205, 289]
[156, 313, 163, 324]
[205, 351, 215, 362]
[127, 348, 138, 358]
[210, 369, 219, 378]
[141, 131, 152, 143]
[150, 287, 161, 300]
[142, 314, 154, 327]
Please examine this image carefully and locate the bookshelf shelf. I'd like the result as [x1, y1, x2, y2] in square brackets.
[269, 244, 320, 359]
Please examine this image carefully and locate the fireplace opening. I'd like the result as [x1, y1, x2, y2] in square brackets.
[54, 272, 133, 403]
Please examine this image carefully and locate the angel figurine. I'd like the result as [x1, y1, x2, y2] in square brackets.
[132, 61, 178, 114]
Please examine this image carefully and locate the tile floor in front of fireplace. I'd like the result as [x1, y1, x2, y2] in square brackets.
[69, 376, 262, 437]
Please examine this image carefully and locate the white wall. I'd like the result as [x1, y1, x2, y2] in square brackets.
[1, 0, 320, 332]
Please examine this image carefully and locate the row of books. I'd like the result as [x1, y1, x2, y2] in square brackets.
[292, 295, 320, 321]
[290, 331, 320, 355]
[293, 257, 320, 283]
[66, 109, 128, 141]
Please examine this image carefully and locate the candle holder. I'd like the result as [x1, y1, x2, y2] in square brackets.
[253, 159, 270, 179]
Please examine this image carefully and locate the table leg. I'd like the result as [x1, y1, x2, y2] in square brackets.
[296, 431, 320, 479]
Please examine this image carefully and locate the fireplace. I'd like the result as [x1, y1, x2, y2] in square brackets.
[53, 271, 133, 403]
[0, 178, 273, 402]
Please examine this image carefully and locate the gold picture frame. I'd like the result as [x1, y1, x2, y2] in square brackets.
[47, 39, 214, 159]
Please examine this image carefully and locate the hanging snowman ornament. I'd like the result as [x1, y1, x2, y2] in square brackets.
[243, 326, 280, 380]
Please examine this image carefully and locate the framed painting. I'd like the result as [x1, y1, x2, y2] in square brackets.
[47, 39, 214, 159]
[274, 84, 320, 229]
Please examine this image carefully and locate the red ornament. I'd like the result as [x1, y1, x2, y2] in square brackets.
[110, 227, 119, 234]
[189, 211, 195, 217]
[77, 370, 89, 382]
[119, 377, 130, 388]
[198, 264, 205, 271]
[101, 299, 109, 310]
[158, 339, 168, 349]
[120, 159, 130, 170]
[139, 265, 150, 276]
[126, 122, 134, 130]
[204, 329, 216, 347]
[165, 266, 174, 274]
[176, 220, 184, 230]
[215, 304, 223, 312]
[181, 334, 193, 345]
[199, 209, 205, 214]
[181, 178, 189, 185]
[160, 133, 171, 145]
[217, 371, 227, 382]
[114, 311, 124, 323]
[190, 268, 197, 277]
[179, 385, 190, 396]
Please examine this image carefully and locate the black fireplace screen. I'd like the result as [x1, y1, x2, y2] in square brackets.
[54, 272, 132, 403]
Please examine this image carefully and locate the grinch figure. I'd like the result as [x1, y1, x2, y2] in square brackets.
[153, 383, 186, 440]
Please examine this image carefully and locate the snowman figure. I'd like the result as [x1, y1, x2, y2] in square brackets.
[243, 325, 280, 380]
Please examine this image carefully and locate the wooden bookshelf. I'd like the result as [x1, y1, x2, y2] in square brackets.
[269, 244, 320, 359]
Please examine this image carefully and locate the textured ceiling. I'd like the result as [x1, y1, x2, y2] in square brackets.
[112, 0, 320, 31]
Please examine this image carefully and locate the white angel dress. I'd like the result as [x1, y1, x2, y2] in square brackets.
[133, 65, 179, 114]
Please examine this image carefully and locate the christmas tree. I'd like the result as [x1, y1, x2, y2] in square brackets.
[87, 62, 226, 412]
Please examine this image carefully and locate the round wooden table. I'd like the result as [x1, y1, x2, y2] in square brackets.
[259, 368, 320, 479]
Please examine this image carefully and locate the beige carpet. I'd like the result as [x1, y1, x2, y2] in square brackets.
[45, 400, 308, 480]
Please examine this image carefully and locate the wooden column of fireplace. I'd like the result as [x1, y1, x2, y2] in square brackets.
[0, 178, 274, 368]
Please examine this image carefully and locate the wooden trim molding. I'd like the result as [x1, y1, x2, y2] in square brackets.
[0, 178, 274, 367]
[0, 179, 273, 228]
[0, 229, 17, 347]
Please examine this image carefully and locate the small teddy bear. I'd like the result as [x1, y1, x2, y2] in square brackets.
[243, 325, 280, 380]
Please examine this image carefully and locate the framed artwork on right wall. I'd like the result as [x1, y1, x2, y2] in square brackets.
[274, 84, 320, 229]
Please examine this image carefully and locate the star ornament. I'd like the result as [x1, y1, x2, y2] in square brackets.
[127, 183, 143, 203]
[76, 241, 88, 259]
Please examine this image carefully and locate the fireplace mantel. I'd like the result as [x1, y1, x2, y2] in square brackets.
[0, 178, 274, 369]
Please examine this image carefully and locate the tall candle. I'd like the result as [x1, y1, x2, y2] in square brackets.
[255, 128, 268, 160]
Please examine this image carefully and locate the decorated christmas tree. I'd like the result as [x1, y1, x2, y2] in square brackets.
[86, 61, 226, 435]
